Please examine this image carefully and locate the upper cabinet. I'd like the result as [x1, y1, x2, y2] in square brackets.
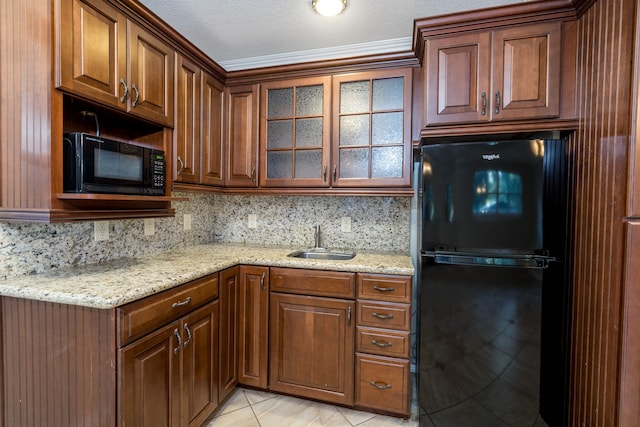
[225, 85, 260, 187]
[332, 69, 412, 188]
[57, 0, 174, 127]
[258, 69, 412, 190]
[415, 2, 577, 137]
[425, 22, 561, 125]
[260, 77, 331, 187]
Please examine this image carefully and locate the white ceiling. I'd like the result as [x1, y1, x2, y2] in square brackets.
[138, 0, 526, 71]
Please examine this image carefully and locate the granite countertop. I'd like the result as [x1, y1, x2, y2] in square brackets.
[0, 244, 414, 309]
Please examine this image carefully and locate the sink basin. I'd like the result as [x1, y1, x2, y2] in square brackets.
[288, 249, 356, 261]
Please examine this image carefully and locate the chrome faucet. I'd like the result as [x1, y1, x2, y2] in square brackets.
[314, 225, 321, 249]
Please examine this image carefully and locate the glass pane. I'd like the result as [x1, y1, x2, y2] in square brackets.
[267, 151, 292, 179]
[340, 115, 369, 146]
[268, 88, 293, 118]
[296, 118, 323, 148]
[372, 77, 404, 110]
[267, 120, 293, 149]
[372, 112, 403, 145]
[339, 148, 369, 179]
[296, 85, 323, 116]
[295, 150, 322, 179]
[340, 81, 369, 114]
[372, 146, 403, 178]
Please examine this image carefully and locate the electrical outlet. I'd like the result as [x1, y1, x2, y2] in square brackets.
[341, 216, 352, 233]
[144, 218, 155, 236]
[183, 214, 192, 231]
[248, 214, 257, 229]
[94, 221, 109, 241]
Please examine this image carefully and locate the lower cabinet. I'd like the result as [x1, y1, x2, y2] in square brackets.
[218, 267, 239, 402]
[119, 300, 219, 427]
[237, 265, 269, 388]
[269, 293, 355, 405]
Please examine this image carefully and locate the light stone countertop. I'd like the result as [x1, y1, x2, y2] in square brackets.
[0, 244, 414, 309]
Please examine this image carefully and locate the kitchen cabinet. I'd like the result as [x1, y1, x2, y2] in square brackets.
[260, 77, 331, 187]
[269, 267, 355, 405]
[58, 0, 174, 127]
[332, 68, 413, 187]
[218, 267, 239, 402]
[355, 273, 411, 416]
[237, 265, 269, 388]
[118, 274, 219, 427]
[200, 73, 225, 187]
[225, 85, 260, 187]
[174, 54, 201, 184]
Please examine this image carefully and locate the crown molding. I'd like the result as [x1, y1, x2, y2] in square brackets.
[218, 37, 413, 71]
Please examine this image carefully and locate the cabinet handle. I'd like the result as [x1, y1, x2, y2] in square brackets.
[371, 339, 393, 347]
[177, 156, 185, 176]
[495, 90, 501, 114]
[333, 165, 337, 181]
[173, 328, 182, 355]
[373, 285, 395, 292]
[481, 91, 487, 116]
[260, 272, 266, 291]
[372, 312, 394, 320]
[323, 165, 327, 182]
[119, 78, 129, 103]
[347, 306, 352, 327]
[370, 381, 392, 390]
[183, 323, 192, 348]
[172, 296, 191, 308]
[132, 83, 140, 107]
[250, 166, 256, 183]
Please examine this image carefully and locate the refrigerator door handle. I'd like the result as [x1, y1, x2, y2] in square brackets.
[421, 250, 556, 269]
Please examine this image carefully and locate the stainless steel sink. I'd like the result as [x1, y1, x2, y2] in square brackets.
[288, 249, 356, 261]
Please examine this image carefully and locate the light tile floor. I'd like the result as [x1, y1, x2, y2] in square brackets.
[204, 388, 418, 427]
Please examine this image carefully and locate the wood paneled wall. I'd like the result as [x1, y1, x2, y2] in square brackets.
[569, 0, 637, 425]
[1, 298, 117, 427]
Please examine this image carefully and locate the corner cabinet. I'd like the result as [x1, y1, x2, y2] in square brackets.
[58, 0, 174, 127]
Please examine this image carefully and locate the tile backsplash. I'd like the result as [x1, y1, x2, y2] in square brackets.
[0, 192, 411, 280]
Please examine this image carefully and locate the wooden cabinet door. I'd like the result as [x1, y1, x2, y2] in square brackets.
[237, 266, 269, 388]
[225, 85, 259, 187]
[182, 301, 219, 427]
[218, 267, 239, 401]
[424, 33, 491, 125]
[491, 22, 561, 121]
[332, 69, 413, 187]
[201, 73, 225, 186]
[119, 320, 181, 427]
[57, 0, 127, 109]
[260, 77, 331, 187]
[269, 293, 355, 405]
[128, 21, 174, 126]
[174, 54, 201, 184]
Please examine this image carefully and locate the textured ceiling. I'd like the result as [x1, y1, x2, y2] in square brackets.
[138, 0, 526, 71]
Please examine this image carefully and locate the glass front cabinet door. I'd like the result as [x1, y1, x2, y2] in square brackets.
[332, 68, 412, 188]
[260, 77, 331, 187]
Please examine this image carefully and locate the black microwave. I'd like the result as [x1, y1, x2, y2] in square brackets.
[63, 132, 166, 196]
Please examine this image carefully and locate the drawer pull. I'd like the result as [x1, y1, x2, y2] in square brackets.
[371, 339, 393, 347]
[370, 381, 392, 390]
[173, 328, 182, 355]
[172, 296, 192, 308]
[372, 312, 394, 320]
[373, 285, 395, 292]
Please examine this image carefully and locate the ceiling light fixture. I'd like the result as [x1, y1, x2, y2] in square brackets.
[312, 0, 347, 17]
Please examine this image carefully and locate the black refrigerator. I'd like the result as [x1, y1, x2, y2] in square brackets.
[418, 138, 571, 427]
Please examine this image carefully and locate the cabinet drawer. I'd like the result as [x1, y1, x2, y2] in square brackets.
[270, 267, 355, 299]
[355, 354, 410, 416]
[357, 274, 411, 303]
[357, 301, 411, 331]
[118, 274, 219, 346]
[357, 327, 410, 358]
